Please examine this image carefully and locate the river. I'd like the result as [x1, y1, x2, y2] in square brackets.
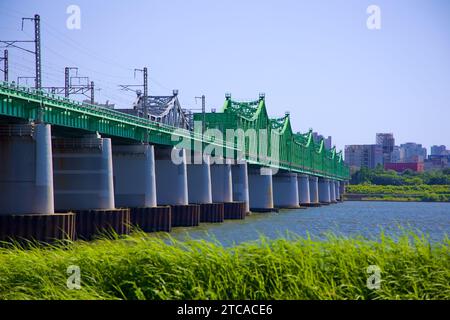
[170, 201, 450, 246]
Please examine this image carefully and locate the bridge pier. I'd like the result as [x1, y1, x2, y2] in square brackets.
[339, 181, 346, 201]
[334, 181, 341, 202]
[113, 144, 157, 208]
[0, 124, 54, 215]
[211, 161, 246, 219]
[0, 123, 75, 243]
[273, 172, 299, 208]
[187, 155, 223, 223]
[318, 178, 331, 204]
[232, 162, 250, 214]
[298, 174, 311, 207]
[53, 134, 129, 239]
[330, 179, 337, 203]
[308, 176, 321, 206]
[248, 166, 274, 212]
[155, 147, 199, 227]
[113, 144, 170, 232]
[53, 134, 115, 211]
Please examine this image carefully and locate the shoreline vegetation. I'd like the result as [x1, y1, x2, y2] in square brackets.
[0, 231, 448, 300]
[345, 185, 450, 202]
[348, 167, 450, 202]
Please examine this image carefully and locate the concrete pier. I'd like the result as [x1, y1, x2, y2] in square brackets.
[155, 147, 189, 206]
[0, 123, 54, 215]
[335, 181, 341, 201]
[211, 161, 246, 219]
[210, 162, 233, 203]
[53, 134, 115, 211]
[273, 172, 299, 208]
[231, 162, 250, 214]
[187, 154, 212, 204]
[248, 166, 274, 211]
[339, 181, 346, 201]
[0, 123, 75, 243]
[298, 174, 311, 206]
[112, 144, 157, 208]
[187, 155, 223, 223]
[155, 147, 199, 227]
[330, 179, 337, 203]
[309, 176, 320, 206]
[318, 178, 331, 204]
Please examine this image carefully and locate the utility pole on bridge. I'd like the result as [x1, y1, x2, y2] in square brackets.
[40, 67, 96, 104]
[0, 50, 8, 82]
[194, 95, 206, 137]
[119, 67, 149, 143]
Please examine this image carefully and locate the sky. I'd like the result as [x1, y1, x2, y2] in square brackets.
[0, 0, 449, 153]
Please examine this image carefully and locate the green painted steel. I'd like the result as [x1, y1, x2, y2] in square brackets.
[0, 82, 234, 154]
[0, 82, 349, 180]
[194, 95, 349, 180]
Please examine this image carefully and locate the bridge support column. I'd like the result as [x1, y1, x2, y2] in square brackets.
[273, 172, 299, 208]
[308, 176, 320, 206]
[339, 181, 346, 201]
[335, 181, 341, 202]
[298, 174, 311, 206]
[113, 144, 170, 232]
[232, 162, 250, 214]
[187, 155, 223, 223]
[330, 180, 337, 203]
[113, 144, 157, 208]
[248, 166, 274, 212]
[318, 178, 331, 204]
[211, 161, 246, 219]
[53, 134, 115, 211]
[155, 147, 199, 227]
[53, 134, 129, 239]
[0, 123, 54, 215]
[0, 123, 74, 243]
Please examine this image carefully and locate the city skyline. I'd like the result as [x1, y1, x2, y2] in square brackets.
[0, 0, 449, 152]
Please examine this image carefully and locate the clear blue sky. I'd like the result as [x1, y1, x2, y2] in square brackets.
[1, 0, 449, 153]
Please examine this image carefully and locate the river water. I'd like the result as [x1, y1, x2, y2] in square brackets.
[170, 201, 450, 246]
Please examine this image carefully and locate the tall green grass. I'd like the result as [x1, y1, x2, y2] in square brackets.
[0, 231, 448, 300]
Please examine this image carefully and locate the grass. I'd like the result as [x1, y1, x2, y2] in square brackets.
[0, 231, 449, 300]
[346, 184, 450, 202]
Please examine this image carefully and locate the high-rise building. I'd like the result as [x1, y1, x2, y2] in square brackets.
[400, 143, 427, 162]
[431, 145, 447, 156]
[376, 133, 395, 164]
[391, 146, 404, 163]
[312, 132, 332, 150]
[344, 144, 383, 170]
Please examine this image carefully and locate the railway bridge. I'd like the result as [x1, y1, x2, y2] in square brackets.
[0, 82, 349, 242]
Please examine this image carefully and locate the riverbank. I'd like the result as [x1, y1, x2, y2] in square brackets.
[0, 231, 448, 300]
[346, 185, 450, 202]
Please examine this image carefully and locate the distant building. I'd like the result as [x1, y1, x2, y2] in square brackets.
[376, 133, 395, 164]
[431, 145, 447, 156]
[312, 132, 332, 150]
[344, 144, 383, 170]
[400, 143, 427, 162]
[424, 154, 450, 171]
[384, 162, 424, 173]
[391, 146, 404, 163]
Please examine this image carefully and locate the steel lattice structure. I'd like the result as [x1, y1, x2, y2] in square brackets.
[194, 94, 349, 179]
[119, 91, 192, 130]
[0, 82, 349, 180]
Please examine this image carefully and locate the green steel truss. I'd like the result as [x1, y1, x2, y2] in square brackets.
[0, 82, 349, 180]
[0, 82, 233, 155]
[194, 95, 349, 180]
